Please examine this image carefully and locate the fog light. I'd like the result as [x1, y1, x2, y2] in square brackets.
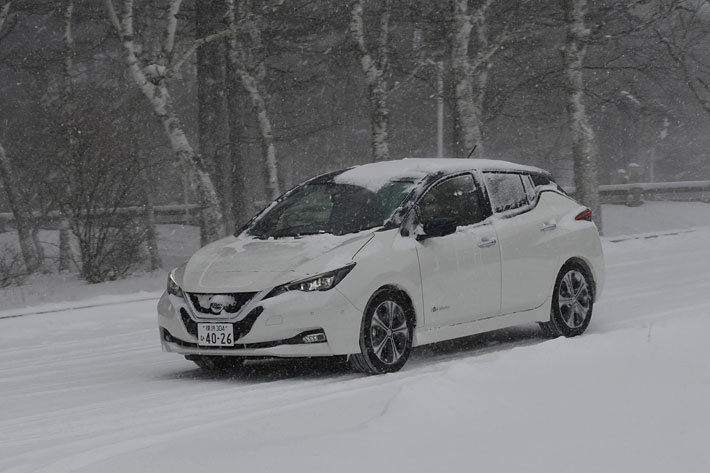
[302, 332, 327, 344]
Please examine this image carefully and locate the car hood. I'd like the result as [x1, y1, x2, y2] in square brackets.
[179, 231, 375, 293]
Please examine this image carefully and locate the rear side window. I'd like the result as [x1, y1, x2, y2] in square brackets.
[484, 172, 529, 213]
[418, 174, 483, 227]
[530, 173, 551, 187]
[521, 174, 536, 202]
[531, 172, 568, 195]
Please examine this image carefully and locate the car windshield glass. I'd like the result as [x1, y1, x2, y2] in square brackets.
[247, 179, 416, 238]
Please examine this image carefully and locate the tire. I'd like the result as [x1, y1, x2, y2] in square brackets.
[187, 355, 244, 372]
[350, 290, 414, 375]
[540, 262, 594, 338]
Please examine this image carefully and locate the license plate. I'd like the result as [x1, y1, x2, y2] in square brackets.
[197, 323, 234, 347]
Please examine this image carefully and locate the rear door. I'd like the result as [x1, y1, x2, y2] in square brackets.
[484, 172, 562, 314]
[415, 173, 501, 327]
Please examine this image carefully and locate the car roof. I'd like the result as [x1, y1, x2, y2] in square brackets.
[331, 158, 547, 192]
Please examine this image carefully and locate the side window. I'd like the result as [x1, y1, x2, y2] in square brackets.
[530, 173, 551, 187]
[484, 172, 529, 213]
[418, 174, 483, 227]
[531, 172, 568, 196]
[521, 174, 536, 202]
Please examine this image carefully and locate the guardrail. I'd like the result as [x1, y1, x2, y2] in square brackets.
[0, 204, 202, 231]
[565, 180, 710, 205]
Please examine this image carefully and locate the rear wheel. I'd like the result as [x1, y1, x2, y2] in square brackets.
[350, 290, 414, 375]
[540, 263, 594, 338]
[187, 355, 244, 372]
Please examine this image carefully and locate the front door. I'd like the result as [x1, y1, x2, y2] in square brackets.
[415, 174, 502, 328]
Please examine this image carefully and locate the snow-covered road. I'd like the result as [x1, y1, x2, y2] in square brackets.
[1, 228, 709, 473]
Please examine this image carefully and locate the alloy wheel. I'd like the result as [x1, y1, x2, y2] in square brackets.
[369, 300, 410, 365]
[557, 269, 591, 329]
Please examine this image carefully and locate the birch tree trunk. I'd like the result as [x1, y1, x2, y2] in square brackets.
[450, 0, 504, 159]
[350, 0, 391, 162]
[196, 1, 233, 231]
[226, 0, 281, 201]
[139, 160, 161, 270]
[0, 1, 10, 34]
[0, 143, 42, 271]
[0, 1, 42, 272]
[59, 0, 75, 271]
[238, 72, 280, 200]
[563, 0, 602, 231]
[225, 46, 249, 227]
[106, 0, 226, 245]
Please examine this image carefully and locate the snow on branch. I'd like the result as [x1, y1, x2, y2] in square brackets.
[162, 0, 182, 62]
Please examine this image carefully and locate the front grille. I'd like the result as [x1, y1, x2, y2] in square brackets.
[186, 291, 256, 316]
[180, 306, 264, 341]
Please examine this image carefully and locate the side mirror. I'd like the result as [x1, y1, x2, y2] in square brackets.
[417, 217, 457, 241]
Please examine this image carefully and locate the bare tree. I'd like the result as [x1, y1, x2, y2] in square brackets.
[0, 0, 43, 272]
[138, 156, 161, 271]
[59, 0, 76, 271]
[0, 142, 43, 271]
[0, 1, 10, 35]
[450, 0, 509, 159]
[196, 1, 234, 232]
[349, 0, 392, 162]
[226, 0, 281, 201]
[105, 0, 227, 244]
[656, 2, 710, 117]
[563, 0, 601, 230]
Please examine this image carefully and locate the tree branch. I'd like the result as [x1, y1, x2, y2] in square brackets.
[122, 0, 135, 40]
[166, 28, 233, 77]
[0, 1, 12, 34]
[104, 0, 121, 35]
[350, 1, 369, 63]
[162, 0, 182, 63]
[472, 27, 509, 74]
[377, 0, 391, 73]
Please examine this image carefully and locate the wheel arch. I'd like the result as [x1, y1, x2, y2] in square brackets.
[562, 256, 597, 301]
[366, 284, 419, 329]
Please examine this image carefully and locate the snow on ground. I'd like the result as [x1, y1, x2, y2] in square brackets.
[601, 200, 710, 237]
[0, 202, 709, 472]
[0, 224, 199, 312]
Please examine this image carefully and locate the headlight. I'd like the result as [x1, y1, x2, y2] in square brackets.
[167, 272, 184, 298]
[265, 263, 356, 299]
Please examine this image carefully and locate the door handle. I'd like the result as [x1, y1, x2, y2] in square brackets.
[478, 238, 497, 248]
[540, 223, 557, 232]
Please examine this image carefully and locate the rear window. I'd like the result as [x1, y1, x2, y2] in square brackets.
[530, 173, 551, 187]
[484, 173, 529, 213]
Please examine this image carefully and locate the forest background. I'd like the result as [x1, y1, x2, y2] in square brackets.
[1, 0, 709, 283]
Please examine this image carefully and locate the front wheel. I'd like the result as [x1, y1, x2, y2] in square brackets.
[540, 263, 594, 338]
[350, 291, 414, 375]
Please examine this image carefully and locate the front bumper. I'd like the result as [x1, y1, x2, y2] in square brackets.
[157, 287, 363, 357]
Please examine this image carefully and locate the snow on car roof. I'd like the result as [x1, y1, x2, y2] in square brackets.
[333, 158, 546, 192]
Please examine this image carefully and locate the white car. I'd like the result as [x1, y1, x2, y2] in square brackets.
[158, 158, 604, 374]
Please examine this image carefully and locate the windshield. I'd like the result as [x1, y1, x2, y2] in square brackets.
[246, 179, 416, 239]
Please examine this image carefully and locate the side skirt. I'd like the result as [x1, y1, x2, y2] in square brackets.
[412, 297, 551, 347]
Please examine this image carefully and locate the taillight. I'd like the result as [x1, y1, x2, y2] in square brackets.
[575, 209, 593, 221]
